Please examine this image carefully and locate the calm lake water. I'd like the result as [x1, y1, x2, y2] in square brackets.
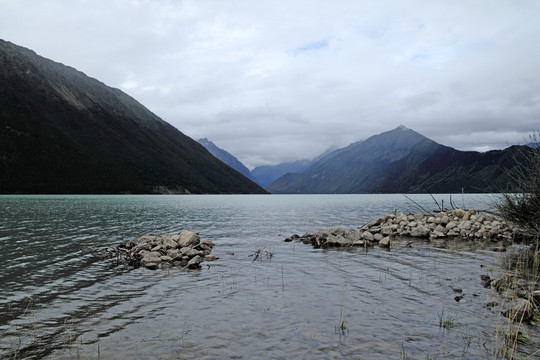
[0, 194, 537, 359]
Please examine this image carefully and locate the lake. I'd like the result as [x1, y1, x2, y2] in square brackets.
[0, 194, 537, 359]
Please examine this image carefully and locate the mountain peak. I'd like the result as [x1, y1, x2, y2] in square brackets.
[396, 125, 409, 131]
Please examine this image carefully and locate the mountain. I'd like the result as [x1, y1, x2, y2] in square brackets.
[251, 159, 315, 186]
[197, 138, 257, 182]
[267, 126, 530, 193]
[0, 39, 266, 194]
[251, 147, 339, 186]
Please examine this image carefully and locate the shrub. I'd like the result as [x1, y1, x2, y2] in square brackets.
[495, 133, 540, 241]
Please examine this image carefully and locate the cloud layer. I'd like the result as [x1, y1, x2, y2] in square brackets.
[1, 0, 539, 168]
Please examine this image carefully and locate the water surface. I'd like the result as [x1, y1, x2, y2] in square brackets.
[0, 194, 536, 359]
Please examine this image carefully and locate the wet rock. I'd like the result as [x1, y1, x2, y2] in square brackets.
[480, 275, 492, 288]
[187, 255, 203, 268]
[203, 239, 216, 248]
[144, 262, 159, 270]
[379, 236, 391, 248]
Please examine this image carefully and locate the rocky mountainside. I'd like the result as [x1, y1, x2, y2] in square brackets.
[197, 138, 258, 183]
[267, 126, 530, 193]
[0, 39, 266, 194]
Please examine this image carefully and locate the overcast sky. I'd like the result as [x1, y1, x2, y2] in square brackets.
[1, 0, 539, 168]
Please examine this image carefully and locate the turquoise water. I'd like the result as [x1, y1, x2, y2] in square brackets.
[0, 194, 536, 359]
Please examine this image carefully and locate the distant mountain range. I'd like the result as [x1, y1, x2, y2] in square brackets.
[197, 138, 258, 183]
[0, 39, 266, 194]
[267, 126, 531, 193]
[202, 125, 532, 194]
[251, 159, 316, 186]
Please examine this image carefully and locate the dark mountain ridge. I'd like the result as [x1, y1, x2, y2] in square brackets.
[197, 138, 257, 183]
[268, 126, 531, 194]
[0, 39, 266, 194]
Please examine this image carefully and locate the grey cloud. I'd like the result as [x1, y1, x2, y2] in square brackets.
[1, 0, 539, 167]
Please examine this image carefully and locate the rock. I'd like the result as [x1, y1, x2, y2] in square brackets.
[132, 243, 152, 253]
[187, 255, 203, 268]
[204, 255, 219, 261]
[167, 249, 181, 260]
[484, 301, 498, 308]
[203, 239, 216, 247]
[480, 275, 492, 288]
[124, 240, 136, 249]
[361, 231, 374, 241]
[446, 221, 458, 230]
[410, 225, 431, 238]
[161, 235, 179, 249]
[331, 226, 345, 236]
[435, 224, 448, 234]
[181, 247, 204, 257]
[177, 230, 200, 247]
[454, 295, 464, 302]
[379, 236, 391, 248]
[344, 229, 360, 242]
[374, 233, 383, 241]
[458, 221, 472, 231]
[454, 209, 465, 218]
[326, 235, 352, 247]
[138, 235, 158, 244]
[503, 299, 535, 323]
[144, 262, 159, 270]
[381, 226, 394, 235]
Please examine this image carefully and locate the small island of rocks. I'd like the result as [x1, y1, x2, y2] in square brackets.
[285, 209, 529, 250]
[114, 230, 218, 270]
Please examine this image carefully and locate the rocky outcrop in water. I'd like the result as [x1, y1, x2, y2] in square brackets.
[115, 230, 217, 270]
[285, 209, 528, 249]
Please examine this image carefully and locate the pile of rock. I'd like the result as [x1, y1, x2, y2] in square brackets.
[115, 230, 217, 270]
[285, 209, 526, 249]
[285, 226, 376, 249]
[361, 209, 523, 242]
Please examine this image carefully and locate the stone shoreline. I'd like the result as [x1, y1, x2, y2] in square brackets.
[285, 209, 529, 249]
[115, 230, 218, 270]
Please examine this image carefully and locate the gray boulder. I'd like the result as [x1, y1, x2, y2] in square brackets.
[177, 230, 200, 247]
[411, 225, 431, 238]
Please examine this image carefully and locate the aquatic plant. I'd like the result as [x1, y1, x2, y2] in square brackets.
[438, 307, 457, 330]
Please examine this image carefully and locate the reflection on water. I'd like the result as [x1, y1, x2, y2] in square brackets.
[0, 194, 537, 359]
